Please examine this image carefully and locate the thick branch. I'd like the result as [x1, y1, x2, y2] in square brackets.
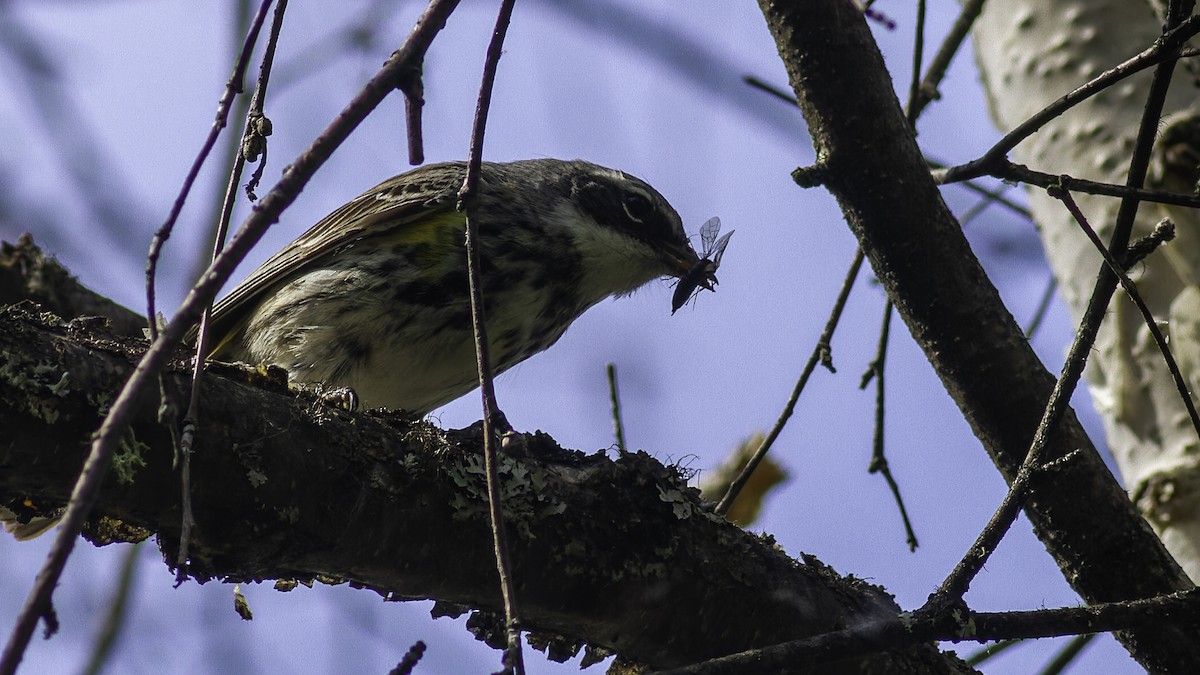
[0, 235, 143, 338]
[0, 300, 967, 673]
[755, 1, 1199, 672]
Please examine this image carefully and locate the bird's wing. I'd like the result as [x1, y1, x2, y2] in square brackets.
[206, 163, 466, 344]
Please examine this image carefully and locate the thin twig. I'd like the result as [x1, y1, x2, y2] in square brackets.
[940, 18, 1200, 183]
[607, 363, 627, 453]
[715, 248, 864, 515]
[860, 302, 918, 551]
[743, 74, 799, 106]
[1025, 276, 1059, 339]
[0, 3, 462, 672]
[965, 638, 1026, 666]
[857, 1, 897, 30]
[178, 0, 291, 585]
[1039, 633, 1097, 675]
[905, 0, 926, 127]
[404, 72, 425, 165]
[949, 174, 1032, 219]
[934, 159, 1200, 208]
[388, 641, 427, 675]
[394, 0, 429, 167]
[1150, 0, 1200, 82]
[1049, 184, 1200, 440]
[144, 0, 275, 342]
[910, 0, 986, 119]
[922, 0, 1192, 616]
[186, 0, 257, 286]
[988, 160, 1200, 209]
[955, 182, 1026, 228]
[654, 588, 1200, 675]
[923, 273, 1120, 615]
[844, 4, 929, 551]
[924, 156, 1033, 219]
[948, 181, 1054, 340]
[456, 0, 524, 672]
[81, 542, 142, 675]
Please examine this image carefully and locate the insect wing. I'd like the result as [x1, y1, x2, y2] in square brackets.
[708, 230, 734, 269]
[698, 216, 722, 257]
[671, 217, 729, 314]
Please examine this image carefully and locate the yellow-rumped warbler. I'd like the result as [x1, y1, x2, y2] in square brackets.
[1, 159, 714, 540]
[204, 158, 711, 414]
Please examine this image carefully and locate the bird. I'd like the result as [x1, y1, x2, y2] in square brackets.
[203, 158, 711, 414]
[3, 159, 719, 541]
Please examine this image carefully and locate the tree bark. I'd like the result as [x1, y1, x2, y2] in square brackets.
[0, 239, 968, 673]
[755, 0, 1200, 671]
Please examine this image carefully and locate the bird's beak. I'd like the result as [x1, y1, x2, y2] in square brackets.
[663, 242, 702, 279]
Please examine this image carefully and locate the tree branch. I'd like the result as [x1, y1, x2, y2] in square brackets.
[0, 252, 968, 673]
[755, 1, 1200, 671]
[658, 588, 1200, 675]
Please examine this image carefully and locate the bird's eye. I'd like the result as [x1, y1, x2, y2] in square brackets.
[622, 191, 655, 223]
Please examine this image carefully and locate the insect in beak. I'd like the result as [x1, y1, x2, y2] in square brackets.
[671, 216, 733, 315]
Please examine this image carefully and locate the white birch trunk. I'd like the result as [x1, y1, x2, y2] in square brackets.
[973, 1, 1200, 578]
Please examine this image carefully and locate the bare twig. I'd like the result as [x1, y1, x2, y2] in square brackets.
[456, 0, 524, 672]
[905, 0, 926, 127]
[964, 638, 1025, 666]
[186, 0, 257, 285]
[1024, 276, 1059, 339]
[843, 3, 939, 551]
[392, 0, 437, 165]
[1040, 633, 1097, 675]
[922, 0, 1193, 617]
[978, 160, 1200, 209]
[909, 0, 986, 119]
[743, 74, 798, 106]
[388, 641, 427, 675]
[940, 17, 1200, 184]
[856, 1, 896, 30]
[946, 170, 1032, 219]
[929, 155, 1033, 220]
[144, 0, 275, 342]
[404, 72, 425, 165]
[81, 542, 142, 675]
[860, 302, 918, 551]
[0, 3, 462, 672]
[1048, 184, 1200, 440]
[715, 248, 864, 516]
[654, 588, 1200, 675]
[178, 0, 291, 585]
[607, 363, 628, 453]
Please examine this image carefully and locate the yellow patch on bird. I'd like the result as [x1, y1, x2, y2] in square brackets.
[376, 210, 464, 246]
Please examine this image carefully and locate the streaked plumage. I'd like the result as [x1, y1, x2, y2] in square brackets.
[206, 159, 703, 414]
